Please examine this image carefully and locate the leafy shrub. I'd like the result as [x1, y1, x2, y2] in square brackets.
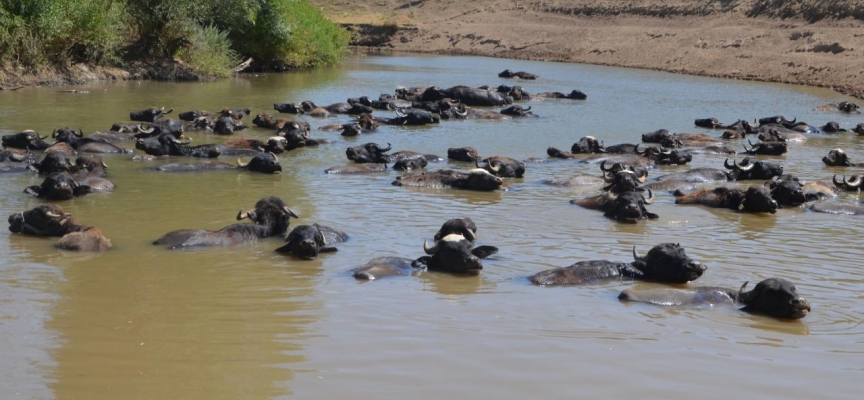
[175, 24, 239, 78]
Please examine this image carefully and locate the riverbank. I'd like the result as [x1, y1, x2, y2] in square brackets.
[315, 0, 864, 99]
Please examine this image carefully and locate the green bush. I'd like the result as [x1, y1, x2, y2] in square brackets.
[0, 0, 348, 74]
[175, 23, 239, 79]
[0, 0, 123, 67]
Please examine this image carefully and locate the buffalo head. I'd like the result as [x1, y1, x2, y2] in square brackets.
[631, 243, 706, 283]
[420, 234, 483, 275]
[738, 278, 810, 319]
[24, 172, 92, 200]
[724, 157, 783, 180]
[448, 147, 481, 162]
[2, 130, 51, 150]
[346, 142, 392, 164]
[8, 204, 77, 236]
[571, 136, 606, 154]
[236, 152, 282, 174]
[130, 107, 173, 123]
[602, 189, 658, 223]
[823, 149, 853, 166]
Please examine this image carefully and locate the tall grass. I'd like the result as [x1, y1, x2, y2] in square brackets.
[1, 0, 348, 77]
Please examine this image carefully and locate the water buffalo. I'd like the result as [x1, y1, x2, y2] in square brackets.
[8, 204, 112, 251]
[2, 130, 51, 150]
[421, 86, 513, 107]
[448, 147, 482, 162]
[571, 136, 606, 154]
[236, 152, 282, 174]
[477, 156, 525, 178]
[766, 174, 834, 206]
[352, 234, 499, 280]
[376, 109, 441, 125]
[392, 168, 504, 191]
[51, 127, 131, 154]
[347, 142, 392, 164]
[694, 118, 724, 129]
[153, 196, 298, 249]
[275, 223, 349, 259]
[619, 278, 810, 319]
[822, 149, 864, 167]
[853, 123, 864, 135]
[814, 101, 860, 114]
[571, 189, 659, 223]
[24, 172, 92, 200]
[547, 147, 576, 159]
[499, 105, 535, 117]
[724, 158, 783, 180]
[741, 139, 788, 156]
[529, 243, 706, 285]
[252, 113, 292, 130]
[392, 157, 427, 171]
[129, 107, 173, 123]
[674, 185, 778, 213]
[31, 152, 75, 175]
[756, 127, 807, 142]
[135, 134, 220, 158]
[135, 119, 185, 138]
[213, 116, 248, 135]
[634, 144, 692, 165]
[820, 121, 847, 133]
[532, 90, 587, 100]
[498, 69, 538, 79]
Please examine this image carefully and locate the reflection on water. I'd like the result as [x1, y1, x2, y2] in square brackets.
[0, 54, 862, 398]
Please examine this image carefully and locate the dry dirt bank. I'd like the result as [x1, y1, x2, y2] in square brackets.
[314, 0, 864, 99]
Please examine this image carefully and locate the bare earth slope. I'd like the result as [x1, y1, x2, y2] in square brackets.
[313, 0, 864, 99]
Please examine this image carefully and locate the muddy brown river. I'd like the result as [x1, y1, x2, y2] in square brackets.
[1, 55, 862, 399]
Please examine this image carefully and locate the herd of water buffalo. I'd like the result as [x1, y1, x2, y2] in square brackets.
[5, 69, 863, 321]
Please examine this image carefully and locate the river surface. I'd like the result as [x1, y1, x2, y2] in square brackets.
[0, 54, 862, 399]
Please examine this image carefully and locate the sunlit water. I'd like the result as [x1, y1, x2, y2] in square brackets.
[1, 54, 862, 399]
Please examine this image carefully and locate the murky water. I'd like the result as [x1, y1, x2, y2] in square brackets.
[1, 54, 862, 399]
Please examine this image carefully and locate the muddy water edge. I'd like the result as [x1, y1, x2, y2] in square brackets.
[0, 54, 862, 399]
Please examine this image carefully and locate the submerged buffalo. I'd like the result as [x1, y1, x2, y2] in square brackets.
[498, 69, 538, 79]
[477, 156, 525, 178]
[822, 148, 864, 167]
[619, 278, 810, 320]
[51, 127, 131, 154]
[24, 172, 92, 200]
[533, 90, 587, 100]
[129, 107, 173, 123]
[529, 243, 706, 285]
[2, 130, 51, 150]
[8, 204, 112, 251]
[674, 185, 778, 213]
[392, 168, 504, 191]
[724, 158, 783, 181]
[153, 197, 298, 249]
[275, 223, 349, 260]
[447, 147, 482, 162]
[352, 234, 498, 280]
[571, 189, 658, 223]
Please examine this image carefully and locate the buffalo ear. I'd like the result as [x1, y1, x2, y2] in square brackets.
[646, 212, 660, 220]
[319, 246, 338, 253]
[472, 245, 498, 259]
[73, 185, 92, 197]
[23, 186, 41, 196]
[274, 242, 294, 254]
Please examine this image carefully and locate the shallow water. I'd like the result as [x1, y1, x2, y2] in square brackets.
[1, 54, 862, 399]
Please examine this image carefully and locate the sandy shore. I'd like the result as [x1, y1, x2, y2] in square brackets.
[314, 0, 864, 99]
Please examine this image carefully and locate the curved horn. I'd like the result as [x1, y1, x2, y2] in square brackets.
[380, 143, 392, 152]
[642, 188, 655, 205]
[522, 106, 531, 112]
[236, 209, 254, 220]
[834, 174, 846, 187]
[454, 105, 468, 117]
[75, 129, 84, 138]
[846, 175, 863, 188]
[743, 141, 753, 153]
[634, 144, 647, 156]
[735, 158, 755, 171]
[724, 158, 737, 170]
[738, 281, 755, 302]
[236, 156, 250, 168]
[423, 239, 439, 255]
[51, 129, 58, 138]
[395, 108, 407, 117]
[486, 160, 501, 173]
[283, 206, 299, 218]
[137, 124, 155, 134]
[632, 246, 645, 262]
[164, 108, 173, 115]
[44, 210, 64, 218]
[600, 160, 613, 172]
[463, 229, 476, 241]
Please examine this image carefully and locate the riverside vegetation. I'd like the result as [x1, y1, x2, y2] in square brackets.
[0, 0, 349, 85]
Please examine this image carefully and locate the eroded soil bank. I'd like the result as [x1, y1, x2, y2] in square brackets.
[316, 0, 864, 99]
